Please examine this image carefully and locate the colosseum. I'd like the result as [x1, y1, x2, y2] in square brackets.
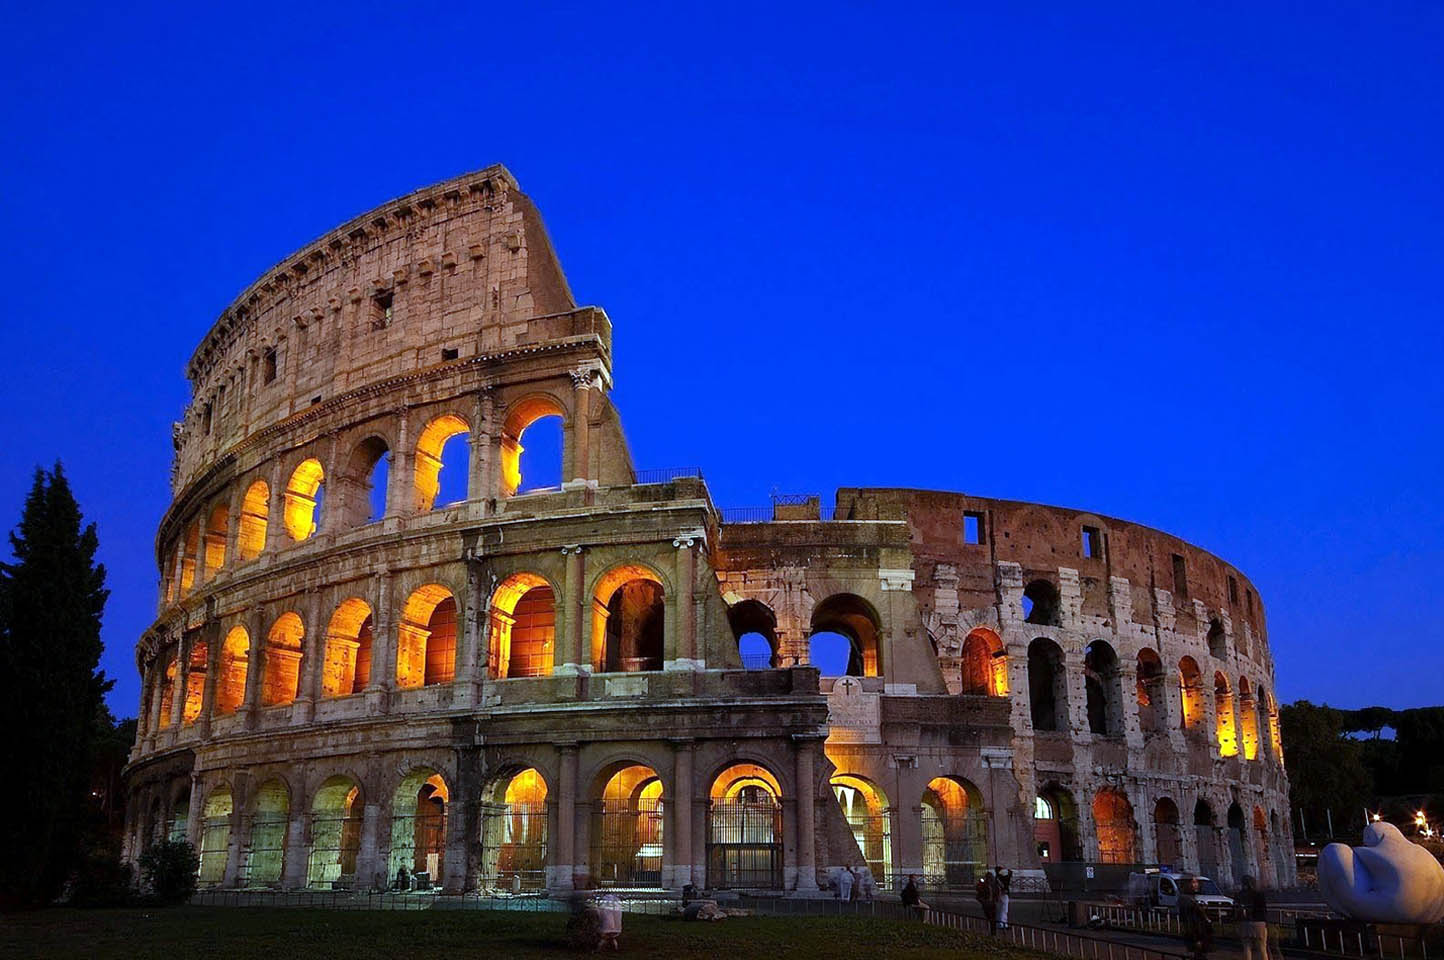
[121, 164, 1294, 898]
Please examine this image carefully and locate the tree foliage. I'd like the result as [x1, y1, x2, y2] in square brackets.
[1279, 700, 1371, 835]
[137, 839, 198, 904]
[0, 464, 110, 906]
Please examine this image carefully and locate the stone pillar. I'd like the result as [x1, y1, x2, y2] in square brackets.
[198, 623, 219, 739]
[455, 560, 482, 706]
[366, 570, 395, 712]
[568, 368, 594, 486]
[793, 736, 819, 891]
[385, 409, 411, 519]
[555, 744, 578, 890]
[242, 609, 266, 728]
[264, 459, 286, 553]
[223, 775, 247, 887]
[558, 545, 588, 675]
[355, 799, 384, 891]
[671, 536, 698, 668]
[185, 774, 205, 850]
[670, 740, 694, 888]
[168, 636, 188, 731]
[141, 665, 160, 749]
[291, 589, 320, 725]
[282, 811, 308, 889]
[443, 784, 470, 894]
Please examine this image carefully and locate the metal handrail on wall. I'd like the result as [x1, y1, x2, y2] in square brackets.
[633, 467, 703, 485]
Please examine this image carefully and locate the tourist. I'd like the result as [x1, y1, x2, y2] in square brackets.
[848, 866, 861, 901]
[1239, 876, 1268, 960]
[976, 870, 999, 934]
[837, 865, 855, 901]
[1180, 891, 1213, 960]
[901, 874, 925, 920]
[598, 893, 623, 951]
[995, 866, 1012, 929]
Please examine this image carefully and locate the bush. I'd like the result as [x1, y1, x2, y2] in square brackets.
[68, 851, 134, 907]
[137, 840, 198, 904]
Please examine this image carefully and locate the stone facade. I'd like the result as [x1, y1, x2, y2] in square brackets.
[122, 165, 1293, 895]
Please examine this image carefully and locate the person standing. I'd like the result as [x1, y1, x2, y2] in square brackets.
[902, 874, 925, 920]
[1180, 890, 1213, 960]
[1240, 876, 1269, 960]
[995, 866, 1012, 929]
[976, 870, 999, 934]
[836, 864, 854, 901]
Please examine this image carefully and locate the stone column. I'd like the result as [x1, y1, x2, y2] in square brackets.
[558, 545, 587, 675]
[355, 798, 384, 890]
[366, 570, 395, 712]
[443, 781, 471, 894]
[555, 743, 578, 890]
[671, 536, 697, 668]
[223, 775, 247, 887]
[282, 810, 309, 889]
[264, 459, 286, 553]
[469, 390, 491, 510]
[140, 664, 159, 750]
[670, 740, 694, 888]
[185, 773, 205, 850]
[385, 409, 411, 519]
[242, 609, 266, 728]
[568, 368, 594, 486]
[793, 736, 819, 891]
[168, 636, 188, 732]
[454, 560, 482, 707]
[291, 589, 320, 725]
[197, 626, 218, 740]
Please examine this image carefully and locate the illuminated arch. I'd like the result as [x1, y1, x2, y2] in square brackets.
[591, 762, 664, 888]
[242, 778, 289, 887]
[198, 786, 233, 886]
[488, 573, 556, 678]
[1034, 782, 1081, 863]
[179, 519, 200, 595]
[1239, 676, 1260, 760]
[1084, 640, 1122, 735]
[204, 502, 229, 576]
[809, 593, 882, 677]
[1261, 688, 1283, 762]
[480, 766, 549, 890]
[261, 612, 304, 706]
[237, 479, 269, 561]
[322, 598, 373, 698]
[500, 394, 566, 498]
[921, 776, 987, 887]
[707, 762, 783, 889]
[590, 564, 665, 673]
[397, 584, 457, 688]
[340, 435, 390, 527]
[308, 776, 363, 887]
[214, 626, 249, 715]
[960, 627, 1007, 696]
[282, 458, 325, 541]
[157, 652, 178, 728]
[1178, 657, 1204, 732]
[1092, 788, 1138, 864]
[1028, 638, 1068, 731]
[1215, 672, 1238, 757]
[389, 769, 449, 885]
[1136, 648, 1165, 734]
[831, 773, 892, 882]
[182, 638, 208, 724]
[414, 414, 470, 512]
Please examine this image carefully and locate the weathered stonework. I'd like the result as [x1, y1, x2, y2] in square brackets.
[123, 166, 1293, 896]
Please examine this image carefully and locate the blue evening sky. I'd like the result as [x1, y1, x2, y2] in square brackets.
[1, 2, 1440, 715]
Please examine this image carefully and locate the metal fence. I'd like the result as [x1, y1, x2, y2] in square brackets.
[633, 467, 703, 485]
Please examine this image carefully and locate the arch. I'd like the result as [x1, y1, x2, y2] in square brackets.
[488, 573, 557, 679]
[500, 394, 566, 498]
[1178, 657, 1204, 732]
[708, 762, 784, 889]
[157, 652, 177, 728]
[1215, 672, 1238, 757]
[921, 776, 987, 887]
[1253, 805, 1273, 886]
[414, 414, 470, 511]
[179, 519, 199, 596]
[389, 768, 449, 886]
[1194, 799, 1220, 878]
[237, 479, 269, 561]
[168, 786, 190, 841]
[590, 762, 664, 887]
[1261, 688, 1283, 761]
[308, 775, 363, 887]
[1238, 676, 1260, 760]
[282, 458, 325, 541]
[1092, 789, 1138, 865]
[960, 627, 1008, 697]
[831, 773, 892, 883]
[322, 598, 373, 698]
[591, 564, 665, 673]
[397, 584, 457, 688]
[204, 502, 229, 577]
[1136, 648, 1166, 735]
[1226, 802, 1248, 881]
[198, 785, 233, 886]
[1206, 618, 1227, 659]
[182, 638, 208, 724]
[479, 767, 549, 890]
[214, 626, 249, 715]
[241, 778, 289, 887]
[1084, 639, 1122, 735]
[728, 599, 778, 670]
[1022, 579, 1061, 626]
[261, 612, 304, 707]
[1028, 638, 1068, 732]
[809, 593, 882, 677]
[1154, 798, 1182, 868]
[340, 435, 390, 527]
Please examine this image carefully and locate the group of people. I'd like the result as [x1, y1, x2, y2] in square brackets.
[1181, 875, 1271, 960]
[896, 867, 1013, 933]
[833, 865, 876, 901]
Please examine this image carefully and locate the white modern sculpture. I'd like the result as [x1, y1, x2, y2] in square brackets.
[1318, 821, 1444, 924]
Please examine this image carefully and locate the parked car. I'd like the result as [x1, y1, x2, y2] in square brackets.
[1127, 870, 1235, 919]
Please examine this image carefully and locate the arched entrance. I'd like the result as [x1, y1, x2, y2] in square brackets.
[727, 599, 778, 670]
[591, 566, 664, 673]
[487, 574, 557, 678]
[808, 594, 882, 677]
[1227, 803, 1247, 881]
[307, 776, 363, 888]
[1034, 783, 1081, 864]
[390, 770, 448, 887]
[920, 776, 987, 888]
[1136, 648, 1165, 735]
[832, 774, 893, 885]
[707, 763, 783, 889]
[241, 779, 289, 887]
[590, 763, 663, 887]
[960, 628, 1007, 696]
[479, 767, 548, 891]
[1093, 789, 1138, 864]
[198, 786, 233, 886]
[1154, 798, 1182, 869]
[1028, 638, 1068, 731]
[1194, 800, 1219, 879]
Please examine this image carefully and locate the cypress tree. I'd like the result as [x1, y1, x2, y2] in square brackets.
[0, 464, 110, 905]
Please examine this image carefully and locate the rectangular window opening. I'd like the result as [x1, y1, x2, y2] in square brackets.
[1228, 575, 1239, 605]
[963, 511, 984, 545]
[372, 291, 394, 330]
[1081, 525, 1101, 558]
[262, 348, 278, 384]
[441, 347, 459, 361]
[202, 402, 213, 436]
[1246, 588, 1255, 615]
[1171, 553, 1189, 598]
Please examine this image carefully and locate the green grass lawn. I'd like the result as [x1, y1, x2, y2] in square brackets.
[0, 906, 1045, 960]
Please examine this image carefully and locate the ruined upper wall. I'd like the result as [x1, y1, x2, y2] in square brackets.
[170, 165, 584, 495]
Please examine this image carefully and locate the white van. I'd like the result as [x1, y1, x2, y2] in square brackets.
[1127, 871, 1235, 918]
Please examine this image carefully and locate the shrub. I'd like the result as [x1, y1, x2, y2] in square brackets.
[69, 851, 134, 907]
[137, 840, 198, 904]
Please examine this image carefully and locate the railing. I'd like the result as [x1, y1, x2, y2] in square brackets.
[720, 504, 840, 524]
[1295, 917, 1441, 959]
[633, 467, 703, 485]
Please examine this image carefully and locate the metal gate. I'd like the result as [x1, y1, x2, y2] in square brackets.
[921, 810, 988, 888]
[591, 799, 663, 887]
[239, 814, 286, 887]
[197, 816, 231, 887]
[480, 801, 548, 890]
[309, 814, 362, 887]
[841, 809, 893, 886]
[707, 799, 783, 889]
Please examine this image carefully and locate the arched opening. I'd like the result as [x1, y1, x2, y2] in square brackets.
[479, 767, 548, 891]
[1022, 579, 1060, 626]
[707, 763, 783, 889]
[832, 774, 892, 885]
[1215, 672, 1238, 756]
[308, 776, 363, 888]
[237, 479, 269, 561]
[1253, 805, 1273, 886]
[414, 414, 470, 511]
[261, 612, 304, 707]
[168, 788, 190, 841]
[1227, 803, 1247, 880]
[282, 458, 325, 542]
[1154, 798, 1182, 868]
[179, 520, 199, 596]
[157, 652, 177, 728]
[1194, 800, 1219, 878]
[241, 779, 288, 887]
[340, 436, 389, 527]
[390, 769, 449, 887]
[809, 594, 882, 677]
[322, 598, 373, 698]
[1093, 789, 1138, 865]
[960, 627, 1008, 696]
[500, 395, 566, 497]
[921, 776, 987, 888]
[591, 565, 664, 673]
[204, 503, 228, 577]
[1262, 689, 1283, 762]
[182, 638, 208, 724]
[396, 585, 457, 689]
[1136, 648, 1165, 735]
[590, 763, 664, 887]
[1178, 657, 1204, 733]
[215, 626, 249, 715]
[161, 546, 177, 603]
[1239, 677, 1260, 760]
[1084, 640, 1122, 735]
[727, 599, 778, 670]
[198, 786, 232, 886]
[487, 574, 556, 679]
[1206, 618, 1227, 659]
[1028, 638, 1068, 732]
[1035, 786, 1082, 864]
